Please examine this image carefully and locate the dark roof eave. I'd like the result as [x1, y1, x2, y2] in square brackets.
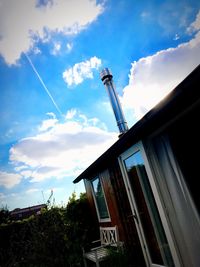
[73, 110, 158, 184]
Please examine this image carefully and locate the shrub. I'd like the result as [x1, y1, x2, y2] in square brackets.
[106, 246, 129, 267]
[0, 193, 96, 267]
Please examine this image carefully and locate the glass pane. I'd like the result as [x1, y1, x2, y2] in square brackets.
[92, 177, 109, 219]
[124, 151, 167, 265]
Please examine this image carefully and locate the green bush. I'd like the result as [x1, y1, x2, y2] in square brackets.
[0, 193, 96, 267]
[106, 246, 129, 267]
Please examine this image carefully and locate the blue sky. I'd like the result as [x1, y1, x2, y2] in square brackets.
[0, 0, 200, 210]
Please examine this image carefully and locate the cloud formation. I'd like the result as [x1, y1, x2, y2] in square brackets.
[0, 0, 103, 64]
[50, 42, 61, 55]
[63, 56, 102, 86]
[0, 171, 22, 188]
[8, 111, 117, 184]
[187, 10, 200, 33]
[122, 29, 200, 121]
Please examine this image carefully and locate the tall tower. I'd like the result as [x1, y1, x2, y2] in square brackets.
[100, 68, 128, 136]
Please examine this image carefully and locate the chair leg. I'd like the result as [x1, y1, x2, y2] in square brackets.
[96, 260, 100, 267]
[94, 250, 100, 267]
[83, 257, 87, 267]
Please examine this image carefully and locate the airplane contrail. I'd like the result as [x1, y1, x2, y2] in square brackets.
[24, 53, 63, 116]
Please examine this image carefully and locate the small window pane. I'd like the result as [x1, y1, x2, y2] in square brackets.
[92, 177, 109, 219]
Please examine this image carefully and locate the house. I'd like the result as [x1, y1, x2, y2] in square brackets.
[73, 65, 200, 267]
[10, 204, 47, 220]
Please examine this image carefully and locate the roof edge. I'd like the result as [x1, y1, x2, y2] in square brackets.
[73, 64, 200, 184]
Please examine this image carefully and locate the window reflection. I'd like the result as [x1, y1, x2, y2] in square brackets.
[124, 150, 174, 266]
[92, 177, 109, 219]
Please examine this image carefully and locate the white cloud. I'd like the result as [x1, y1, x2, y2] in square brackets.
[65, 109, 77, 120]
[14, 165, 28, 172]
[63, 56, 102, 86]
[187, 10, 200, 33]
[66, 42, 73, 53]
[25, 188, 40, 194]
[33, 46, 41, 55]
[20, 170, 34, 178]
[9, 112, 118, 183]
[0, 171, 22, 188]
[121, 30, 200, 122]
[173, 33, 180, 41]
[46, 112, 56, 119]
[51, 41, 61, 55]
[141, 3, 193, 34]
[0, 192, 6, 199]
[0, 0, 104, 65]
[38, 117, 58, 132]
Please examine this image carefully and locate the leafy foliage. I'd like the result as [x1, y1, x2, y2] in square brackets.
[0, 207, 10, 224]
[0, 193, 97, 267]
[106, 246, 129, 267]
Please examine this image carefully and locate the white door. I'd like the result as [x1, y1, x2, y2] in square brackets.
[119, 142, 176, 267]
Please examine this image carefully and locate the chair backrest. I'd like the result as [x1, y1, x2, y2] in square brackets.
[100, 226, 119, 246]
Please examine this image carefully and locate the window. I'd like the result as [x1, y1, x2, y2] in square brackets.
[119, 143, 175, 267]
[91, 176, 110, 221]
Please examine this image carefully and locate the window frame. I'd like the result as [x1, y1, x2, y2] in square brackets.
[118, 141, 180, 267]
[90, 174, 111, 223]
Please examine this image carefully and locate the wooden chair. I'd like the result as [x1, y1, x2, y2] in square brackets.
[83, 226, 123, 267]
